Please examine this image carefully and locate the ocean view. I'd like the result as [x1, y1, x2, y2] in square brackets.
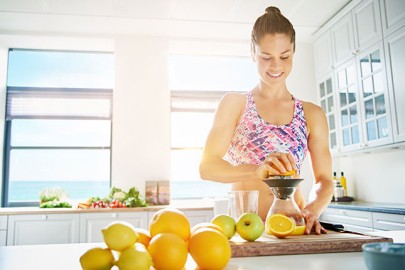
[8, 180, 230, 203]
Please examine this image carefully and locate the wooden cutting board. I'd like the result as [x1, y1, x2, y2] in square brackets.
[230, 230, 392, 257]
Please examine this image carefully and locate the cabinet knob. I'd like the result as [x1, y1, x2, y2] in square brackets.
[42, 215, 47, 220]
[112, 213, 118, 218]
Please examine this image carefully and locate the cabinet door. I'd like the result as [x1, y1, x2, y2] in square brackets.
[380, 0, 405, 36]
[183, 210, 214, 227]
[0, 216, 7, 246]
[317, 73, 339, 153]
[320, 208, 373, 230]
[385, 26, 405, 142]
[373, 212, 405, 231]
[148, 209, 214, 228]
[335, 60, 363, 151]
[332, 13, 356, 65]
[357, 43, 393, 147]
[353, 0, 382, 50]
[80, 211, 148, 243]
[7, 214, 80, 245]
[313, 30, 334, 77]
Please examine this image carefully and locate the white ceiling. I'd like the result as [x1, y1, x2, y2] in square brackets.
[0, 0, 352, 41]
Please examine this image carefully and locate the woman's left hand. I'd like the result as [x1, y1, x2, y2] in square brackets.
[301, 209, 327, 235]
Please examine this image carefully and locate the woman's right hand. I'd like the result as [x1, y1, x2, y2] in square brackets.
[256, 152, 297, 179]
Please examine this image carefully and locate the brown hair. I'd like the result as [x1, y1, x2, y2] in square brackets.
[251, 6, 296, 53]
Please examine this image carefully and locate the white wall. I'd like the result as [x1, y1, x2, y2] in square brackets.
[335, 148, 405, 204]
[112, 36, 171, 193]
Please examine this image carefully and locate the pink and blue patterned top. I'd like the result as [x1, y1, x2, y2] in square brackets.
[224, 91, 308, 172]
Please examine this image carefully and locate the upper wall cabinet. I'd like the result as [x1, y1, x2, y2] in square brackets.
[313, 31, 334, 77]
[313, 0, 404, 154]
[331, 0, 382, 67]
[385, 26, 405, 143]
[331, 13, 356, 66]
[380, 0, 405, 37]
[353, 0, 382, 51]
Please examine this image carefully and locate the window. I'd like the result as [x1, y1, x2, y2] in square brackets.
[3, 49, 114, 206]
[169, 55, 257, 199]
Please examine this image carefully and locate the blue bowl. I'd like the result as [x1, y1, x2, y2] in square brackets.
[362, 242, 405, 270]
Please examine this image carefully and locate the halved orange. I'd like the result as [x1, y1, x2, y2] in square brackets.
[280, 169, 296, 176]
[266, 214, 295, 239]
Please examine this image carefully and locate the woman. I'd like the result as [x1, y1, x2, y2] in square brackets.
[199, 6, 334, 234]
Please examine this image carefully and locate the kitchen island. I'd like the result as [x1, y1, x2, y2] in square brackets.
[1, 230, 403, 270]
[0, 242, 369, 270]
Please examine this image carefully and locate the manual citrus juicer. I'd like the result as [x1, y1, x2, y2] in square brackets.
[263, 175, 306, 235]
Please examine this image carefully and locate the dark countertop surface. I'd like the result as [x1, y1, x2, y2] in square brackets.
[328, 201, 405, 215]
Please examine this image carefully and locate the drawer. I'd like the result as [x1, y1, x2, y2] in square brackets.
[321, 208, 373, 228]
[0, 216, 7, 230]
[373, 212, 405, 231]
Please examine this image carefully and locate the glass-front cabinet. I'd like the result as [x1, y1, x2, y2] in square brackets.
[318, 73, 339, 153]
[357, 45, 393, 147]
[336, 60, 362, 151]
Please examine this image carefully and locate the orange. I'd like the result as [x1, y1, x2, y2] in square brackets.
[280, 169, 296, 176]
[191, 222, 224, 236]
[148, 232, 188, 270]
[291, 225, 306, 236]
[149, 208, 191, 242]
[189, 228, 231, 270]
[266, 214, 295, 239]
[134, 227, 151, 248]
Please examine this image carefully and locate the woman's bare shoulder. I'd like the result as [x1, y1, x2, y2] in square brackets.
[301, 100, 325, 118]
[217, 92, 248, 111]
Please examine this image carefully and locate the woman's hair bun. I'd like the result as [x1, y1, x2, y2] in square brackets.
[265, 6, 281, 14]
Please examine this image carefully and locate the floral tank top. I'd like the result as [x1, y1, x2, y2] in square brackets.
[224, 91, 308, 172]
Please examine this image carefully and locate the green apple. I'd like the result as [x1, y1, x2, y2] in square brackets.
[211, 214, 236, 239]
[236, 212, 264, 241]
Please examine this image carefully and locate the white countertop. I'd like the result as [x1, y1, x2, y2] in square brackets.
[0, 242, 368, 270]
[1, 230, 403, 270]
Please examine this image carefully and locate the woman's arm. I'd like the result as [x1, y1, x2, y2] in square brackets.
[199, 92, 261, 183]
[302, 102, 334, 234]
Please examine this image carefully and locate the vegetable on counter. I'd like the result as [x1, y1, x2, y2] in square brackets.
[78, 186, 148, 209]
[40, 200, 72, 208]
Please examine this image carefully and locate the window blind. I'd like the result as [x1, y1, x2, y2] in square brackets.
[6, 87, 112, 120]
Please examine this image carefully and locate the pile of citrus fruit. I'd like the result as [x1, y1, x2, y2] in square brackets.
[79, 208, 233, 270]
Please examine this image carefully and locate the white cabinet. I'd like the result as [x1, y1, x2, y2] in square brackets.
[380, 0, 405, 36]
[331, 13, 356, 66]
[313, 31, 334, 77]
[0, 216, 7, 246]
[385, 26, 405, 143]
[183, 210, 214, 227]
[317, 73, 339, 152]
[148, 209, 214, 228]
[352, 0, 382, 51]
[320, 208, 374, 233]
[80, 211, 148, 243]
[7, 214, 80, 245]
[373, 212, 405, 231]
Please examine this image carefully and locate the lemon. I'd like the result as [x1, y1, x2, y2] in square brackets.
[115, 243, 153, 270]
[79, 247, 114, 270]
[102, 221, 139, 251]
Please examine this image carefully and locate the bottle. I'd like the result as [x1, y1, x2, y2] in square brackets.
[333, 182, 344, 201]
[332, 172, 338, 201]
[340, 172, 347, 197]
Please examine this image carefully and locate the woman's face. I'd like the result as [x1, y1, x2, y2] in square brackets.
[253, 33, 294, 88]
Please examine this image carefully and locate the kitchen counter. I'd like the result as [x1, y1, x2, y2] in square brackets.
[0, 199, 215, 215]
[328, 201, 405, 215]
[1, 231, 402, 270]
[0, 242, 370, 270]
